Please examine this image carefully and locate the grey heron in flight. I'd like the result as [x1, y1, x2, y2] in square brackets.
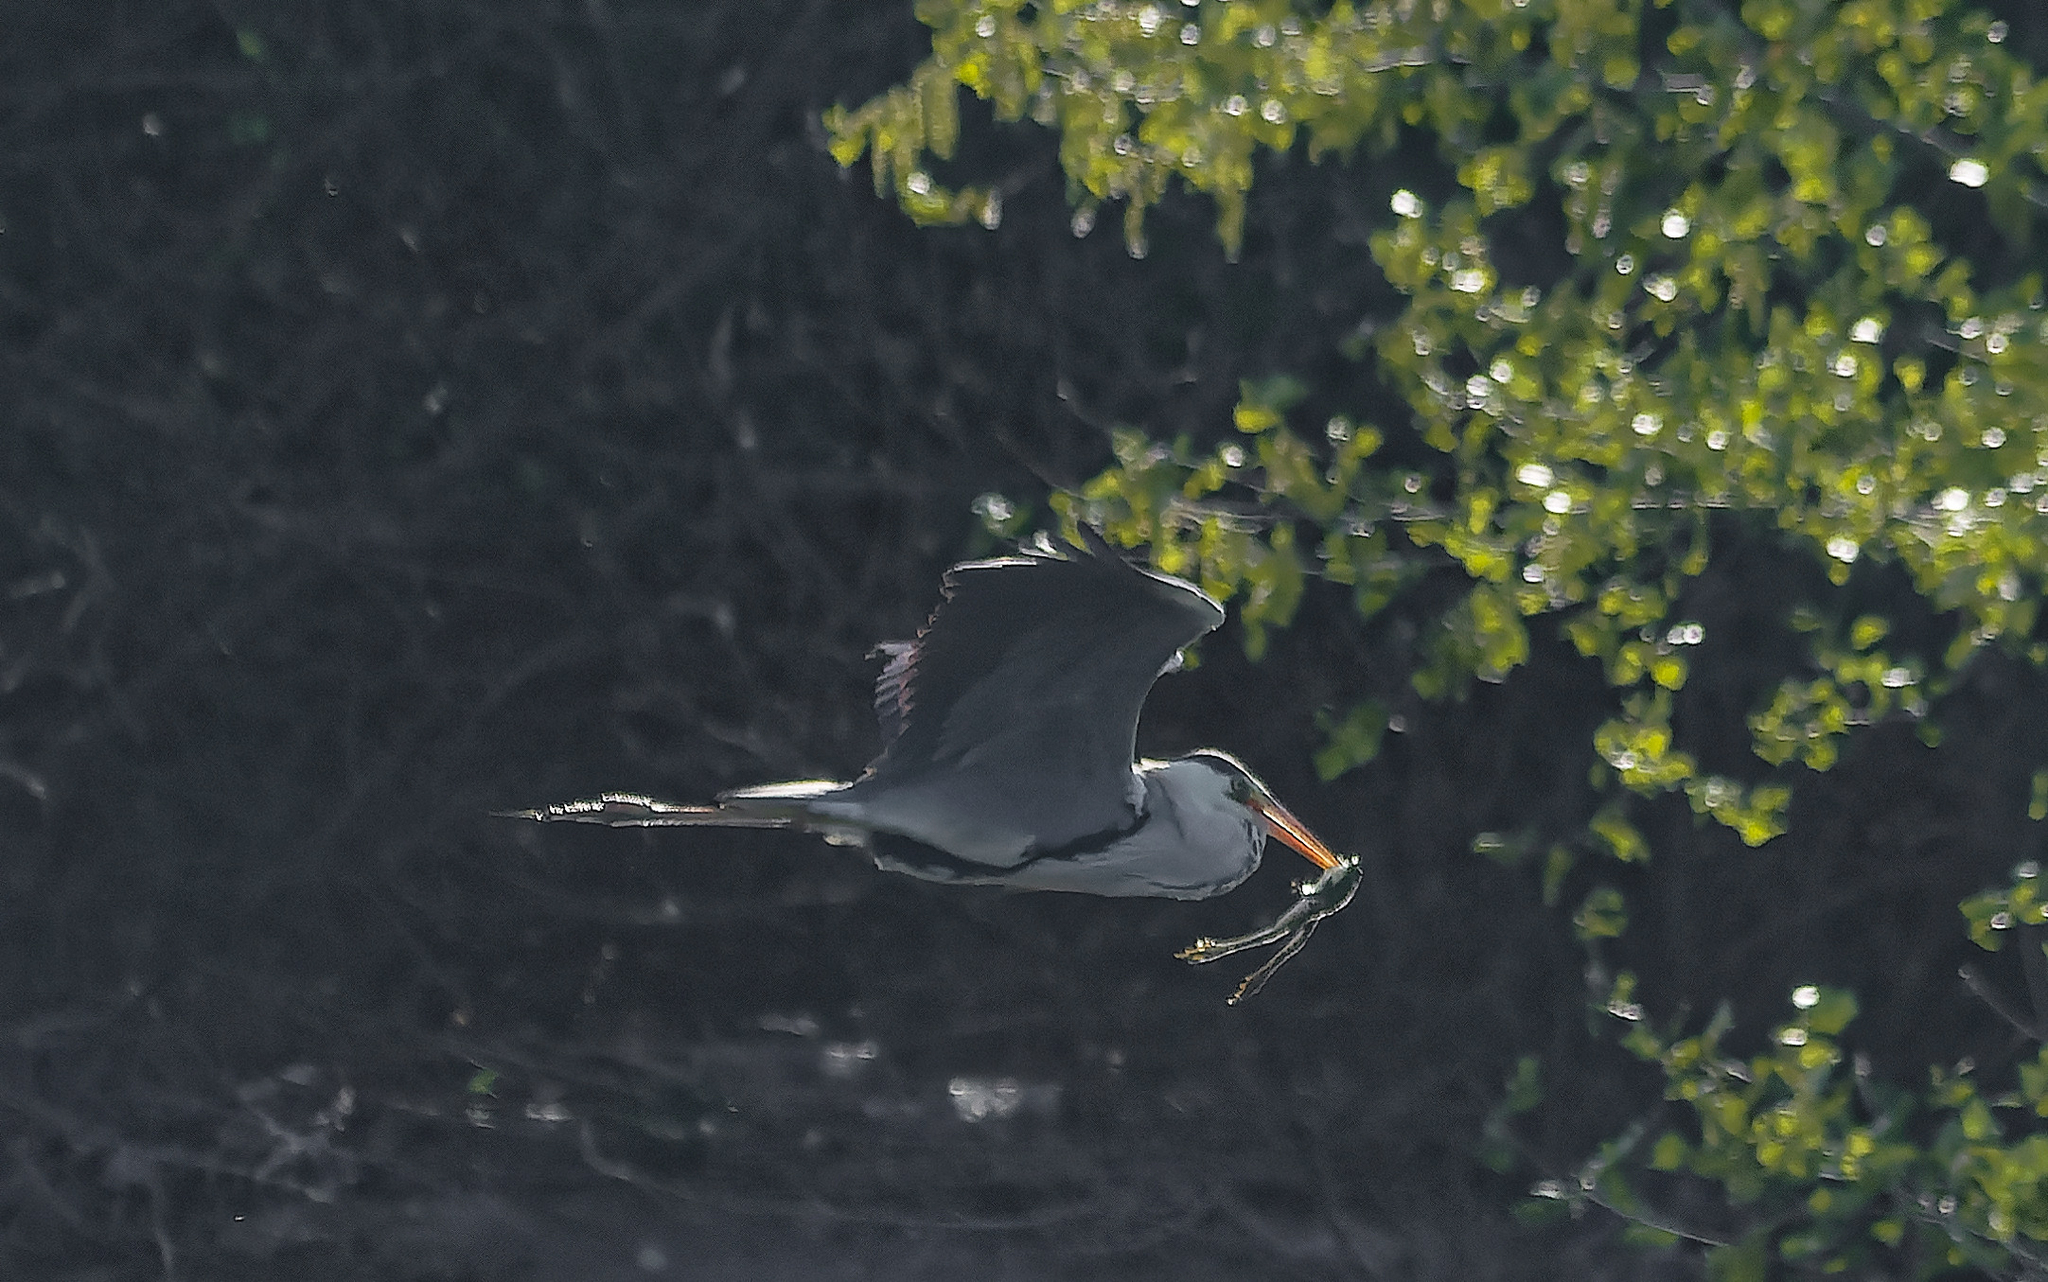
[509, 527, 1358, 998]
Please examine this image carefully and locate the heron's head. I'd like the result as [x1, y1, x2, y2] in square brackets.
[1185, 750, 1342, 871]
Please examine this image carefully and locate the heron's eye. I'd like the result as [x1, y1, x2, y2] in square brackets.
[1228, 777, 1253, 804]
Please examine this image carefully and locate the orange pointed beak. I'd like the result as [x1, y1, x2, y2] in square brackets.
[1247, 788, 1342, 870]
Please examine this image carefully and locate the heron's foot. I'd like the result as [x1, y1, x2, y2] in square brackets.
[1176, 855, 1361, 1004]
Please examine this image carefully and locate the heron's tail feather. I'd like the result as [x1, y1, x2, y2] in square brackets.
[713, 780, 872, 833]
[717, 779, 847, 804]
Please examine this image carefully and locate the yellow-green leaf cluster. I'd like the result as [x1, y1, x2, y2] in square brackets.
[1602, 981, 2048, 1274]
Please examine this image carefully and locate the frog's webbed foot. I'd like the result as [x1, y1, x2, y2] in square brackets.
[1176, 855, 1361, 1004]
[1217, 921, 1320, 1004]
[1176, 895, 1321, 964]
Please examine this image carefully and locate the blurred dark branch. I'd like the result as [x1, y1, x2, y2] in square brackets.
[1960, 963, 2046, 1042]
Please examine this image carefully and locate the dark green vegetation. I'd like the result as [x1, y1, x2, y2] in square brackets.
[4, 1, 2047, 1279]
[829, 0, 2048, 1275]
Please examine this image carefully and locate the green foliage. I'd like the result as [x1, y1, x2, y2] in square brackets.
[1592, 980, 2048, 1276]
[833, 0, 2048, 830]
[853, 19, 2030, 794]
[1480, 1054, 1546, 1174]
[831, 0, 2048, 1273]
[1573, 884, 1629, 941]
[1743, 616, 1931, 815]
[1312, 697, 1386, 781]
[1962, 860, 2048, 950]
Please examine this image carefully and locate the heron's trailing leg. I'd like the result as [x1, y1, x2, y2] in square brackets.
[494, 793, 797, 828]
[1177, 855, 1361, 1004]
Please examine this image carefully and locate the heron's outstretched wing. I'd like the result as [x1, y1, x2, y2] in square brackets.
[847, 528, 1224, 861]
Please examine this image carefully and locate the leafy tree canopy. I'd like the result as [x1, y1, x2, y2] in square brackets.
[830, 0, 2048, 1274]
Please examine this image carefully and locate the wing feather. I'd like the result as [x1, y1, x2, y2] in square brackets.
[870, 641, 916, 749]
[844, 530, 1223, 861]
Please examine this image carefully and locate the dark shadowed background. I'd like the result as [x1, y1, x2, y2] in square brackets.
[5, 3, 2042, 1278]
